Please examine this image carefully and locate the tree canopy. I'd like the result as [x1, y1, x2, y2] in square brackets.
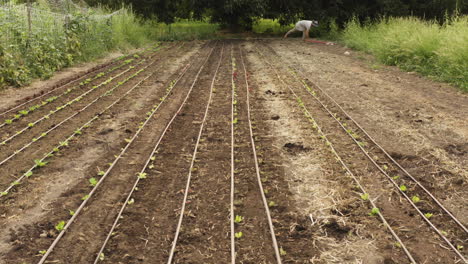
[86, 0, 467, 27]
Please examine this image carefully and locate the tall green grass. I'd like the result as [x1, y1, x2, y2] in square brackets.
[0, 2, 218, 88]
[253, 19, 294, 35]
[341, 16, 468, 91]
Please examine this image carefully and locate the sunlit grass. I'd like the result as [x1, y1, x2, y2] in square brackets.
[341, 16, 468, 91]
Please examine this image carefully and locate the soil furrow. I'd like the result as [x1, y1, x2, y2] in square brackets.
[0, 41, 206, 263]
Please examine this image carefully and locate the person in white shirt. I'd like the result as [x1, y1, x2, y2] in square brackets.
[283, 20, 319, 40]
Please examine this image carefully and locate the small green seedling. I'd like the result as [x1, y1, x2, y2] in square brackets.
[457, 245, 463, 251]
[34, 159, 47, 167]
[0, 191, 8, 196]
[138, 172, 147, 179]
[69, 210, 75, 216]
[369, 207, 380, 216]
[424, 213, 433, 219]
[89, 178, 98, 186]
[38, 250, 47, 255]
[399, 185, 407, 192]
[150, 156, 156, 161]
[412, 195, 420, 203]
[392, 175, 400, 180]
[5, 119, 12, 124]
[234, 232, 243, 239]
[98, 171, 105, 176]
[82, 194, 90, 200]
[28, 123, 34, 127]
[55, 221, 65, 231]
[268, 201, 277, 207]
[382, 165, 388, 170]
[280, 248, 287, 256]
[360, 193, 369, 201]
[25, 171, 33, 177]
[99, 253, 105, 261]
[234, 215, 244, 223]
[128, 198, 135, 205]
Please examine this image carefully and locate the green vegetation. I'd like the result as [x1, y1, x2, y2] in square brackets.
[341, 16, 468, 91]
[252, 19, 293, 35]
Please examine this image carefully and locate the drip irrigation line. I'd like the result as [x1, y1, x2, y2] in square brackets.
[285, 59, 467, 235]
[1, 43, 183, 197]
[92, 42, 217, 264]
[167, 41, 224, 264]
[0, 57, 147, 146]
[239, 44, 282, 264]
[0, 43, 162, 119]
[259, 42, 466, 261]
[35, 41, 197, 264]
[0, 42, 172, 130]
[254, 44, 417, 264]
[230, 44, 236, 264]
[0, 44, 177, 167]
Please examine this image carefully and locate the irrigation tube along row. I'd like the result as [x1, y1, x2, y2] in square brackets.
[0, 46, 160, 146]
[289, 66, 468, 261]
[261, 44, 467, 260]
[238, 44, 283, 264]
[0, 43, 184, 198]
[0, 44, 182, 168]
[91, 51, 200, 263]
[36, 42, 217, 264]
[166, 42, 224, 264]
[253, 45, 418, 264]
[230, 44, 236, 264]
[0, 56, 138, 130]
[0, 42, 162, 120]
[288, 60, 468, 235]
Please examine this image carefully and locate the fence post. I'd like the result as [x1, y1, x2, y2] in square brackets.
[27, 0, 32, 44]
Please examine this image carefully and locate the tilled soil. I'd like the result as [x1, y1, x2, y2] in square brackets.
[0, 39, 466, 264]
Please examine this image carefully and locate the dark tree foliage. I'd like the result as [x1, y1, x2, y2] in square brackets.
[85, 0, 467, 27]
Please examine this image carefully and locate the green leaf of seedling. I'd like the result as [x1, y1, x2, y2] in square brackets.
[150, 156, 156, 161]
[360, 193, 369, 201]
[82, 194, 90, 200]
[69, 210, 75, 216]
[392, 175, 400, 180]
[5, 119, 12, 124]
[34, 159, 47, 167]
[127, 198, 135, 205]
[98, 171, 105, 176]
[28, 123, 34, 127]
[268, 201, 277, 207]
[99, 253, 105, 261]
[412, 195, 420, 203]
[38, 250, 47, 255]
[0, 191, 8, 196]
[234, 232, 243, 239]
[424, 213, 433, 219]
[138, 172, 147, 179]
[55, 221, 65, 231]
[89, 178, 98, 186]
[399, 185, 407, 192]
[234, 215, 243, 223]
[369, 207, 380, 216]
[25, 171, 33, 177]
[280, 248, 287, 256]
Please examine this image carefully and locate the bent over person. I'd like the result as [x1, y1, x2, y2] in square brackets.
[284, 20, 319, 40]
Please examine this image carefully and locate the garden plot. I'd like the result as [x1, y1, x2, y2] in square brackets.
[0, 40, 466, 264]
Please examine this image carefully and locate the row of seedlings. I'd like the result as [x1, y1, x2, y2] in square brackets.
[36, 43, 218, 264]
[0, 42, 162, 127]
[0, 52, 178, 198]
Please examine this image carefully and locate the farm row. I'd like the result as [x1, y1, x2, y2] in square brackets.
[0, 40, 466, 263]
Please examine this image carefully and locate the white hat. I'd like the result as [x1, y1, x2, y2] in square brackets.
[312, 20, 319, 27]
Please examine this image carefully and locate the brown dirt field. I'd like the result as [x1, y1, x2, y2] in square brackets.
[0, 39, 466, 264]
